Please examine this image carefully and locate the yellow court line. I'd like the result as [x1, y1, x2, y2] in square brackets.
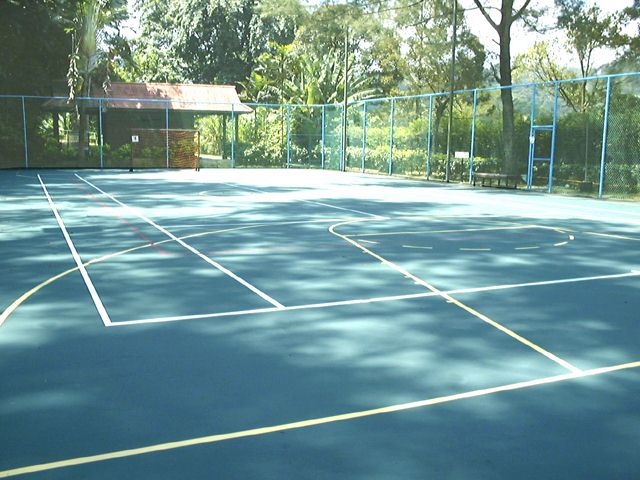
[0, 223, 293, 327]
[348, 225, 538, 238]
[329, 219, 581, 373]
[1, 360, 638, 478]
[1, 216, 368, 327]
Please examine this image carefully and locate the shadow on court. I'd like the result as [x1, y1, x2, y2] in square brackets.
[1, 169, 639, 479]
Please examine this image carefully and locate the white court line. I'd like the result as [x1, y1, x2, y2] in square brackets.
[585, 232, 640, 241]
[223, 182, 383, 218]
[75, 174, 285, 309]
[111, 270, 640, 326]
[38, 175, 112, 326]
[441, 187, 640, 224]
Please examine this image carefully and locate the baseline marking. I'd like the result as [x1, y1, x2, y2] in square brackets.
[330, 218, 581, 373]
[2, 360, 638, 478]
[223, 182, 383, 219]
[37, 175, 112, 326]
[75, 174, 285, 309]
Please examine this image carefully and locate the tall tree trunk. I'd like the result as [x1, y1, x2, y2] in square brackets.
[472, 0, 532, 175]
[77, 76, 91, 162]
[499, 4, 516, 174]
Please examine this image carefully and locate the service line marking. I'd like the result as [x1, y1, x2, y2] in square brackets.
[38, 175, 112, 326]
[1, 360, 639, 478]
[0, 218, 372, 328]
[109, 269, 640, 326]
[75, 174, 285, 309]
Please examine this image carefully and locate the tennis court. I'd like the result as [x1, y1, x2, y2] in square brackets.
[1, 168, 639, 479]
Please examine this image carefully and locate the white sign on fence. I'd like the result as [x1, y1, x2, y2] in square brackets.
[131, 135, 139, 143]
[454, 151, 469, 159]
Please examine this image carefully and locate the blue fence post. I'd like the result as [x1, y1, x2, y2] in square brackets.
[469, 89, 477, 182]
[389, 98, 395, 175]
[527, 85, 537, 190]
[98, 98, 104, 169]
[426, 95, 433, 178]
[599, 76, 612, 198]
[548, 83, 559, 193]
[231, 104, 236, 168]
[321, 105, 326, 169]
[165, 103, 169, 168]
[339, 104, 345, 171]
[361, 102, 367, 172]
[286, 105, 291, 168]
[21, 96, 28, 168]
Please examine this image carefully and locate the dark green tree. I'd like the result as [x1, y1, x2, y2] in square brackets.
[471, 0, 542, 174]
[65, 0, 129, 160]
[0, 0, 79, 95]
[132, 0, 306, 85]
[395, 0, 485, 148]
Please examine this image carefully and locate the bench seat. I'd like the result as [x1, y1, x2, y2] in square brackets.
[472, 172, 521, 189]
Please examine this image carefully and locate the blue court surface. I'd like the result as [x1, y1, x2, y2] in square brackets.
[1, 168, 639, 479]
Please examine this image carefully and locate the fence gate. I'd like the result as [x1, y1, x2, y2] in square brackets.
[527, 84, 559, 192]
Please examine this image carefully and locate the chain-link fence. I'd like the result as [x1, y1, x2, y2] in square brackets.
[1, 72, 639, 199]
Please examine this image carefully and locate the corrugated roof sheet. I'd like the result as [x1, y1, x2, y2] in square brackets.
[45, 82, 253, 113]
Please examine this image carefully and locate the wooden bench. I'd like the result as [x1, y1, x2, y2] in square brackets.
[472, 172, 521, 189]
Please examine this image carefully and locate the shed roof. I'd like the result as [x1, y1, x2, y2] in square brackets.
[45, 82, 253, 113]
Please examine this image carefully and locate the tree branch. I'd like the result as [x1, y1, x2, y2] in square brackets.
[471, 0, 498, 31]
[513, 0, 533, 23]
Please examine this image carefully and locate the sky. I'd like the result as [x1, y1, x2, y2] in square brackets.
[456, 0, 635, 68]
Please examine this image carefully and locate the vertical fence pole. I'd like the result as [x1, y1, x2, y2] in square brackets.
[340, 104, 346, 171]
[321, 105, 326, 169]
[165, 103, 169, 168]
[598, 76, 612, 198]
[231, 104, 236, 168]
[21, 96, 29, 168]
[469, 89, 477, 182]
[527, 85, 537, 190]
[98, 98, 104, 169]
[548, 83, 559, 193]
[389, 98, 395, 175]
[426, 95, 433, 178]
[286, 105, 291, 168]
[361, 102, 367, 173]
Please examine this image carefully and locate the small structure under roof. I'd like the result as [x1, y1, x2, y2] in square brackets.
[45, 82, 252, 151]
[46, 82, 252, 113]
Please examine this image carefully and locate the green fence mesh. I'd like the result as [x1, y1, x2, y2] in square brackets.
[605, 76, 640, 198]
[323, 105, 342, 171]
[3, 73, 640, 199]
[0, 97, 24, 168]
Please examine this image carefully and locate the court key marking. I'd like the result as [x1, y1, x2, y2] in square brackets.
[349, 225, 575, 252]
[330, 218, 581, 373]
[38, 175, 112, 326]
[75, 174, 285, 310]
